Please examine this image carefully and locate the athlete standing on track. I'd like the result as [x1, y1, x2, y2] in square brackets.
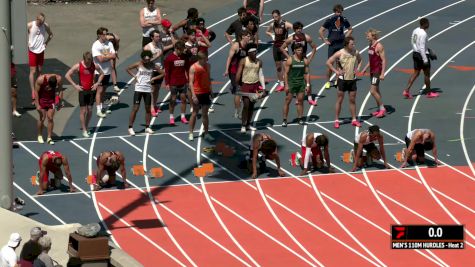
[140, 0, 162, 48]
[403, 17, 438, 99]
[94, 151, 128, 191]
[11, 59, 21, 118]
[401, 129, 439, 168]
[143, 30, 164, 117]
[225, 7, 248, 45]
[319, 4, 352, 89]
[37, 151, 75, 195]
[65, 51, 104, 138]
[34, 73, 63, 145]
[266, 9, 293, 92]
[127, 50, 163, 135]
[327, 36, 362, 128]
[250, 133, 285, 179]
[235, 43, 265, 133]
[92, 27, 116, 118]
[28, 13, 53, 105]
[188, 52, 214, 141]
[361, 28, 387, 118]
[282, 44, 310, 126]
[224, 30, 252, 119]
[352, 125, 389, 172]
[164, 40, 190, 125]
[280, 21, 318, 105]
[243, 0, 264, 24]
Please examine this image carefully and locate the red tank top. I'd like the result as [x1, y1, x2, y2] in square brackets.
[192, 63, 211, 94]
[40, 150, 63, 171]
[10, 63, 16, 77]
[39, 76, 56, 102]
[368, 42, 382, 74]
[79, 61, 95, 91]
[229, 42, 247, 74]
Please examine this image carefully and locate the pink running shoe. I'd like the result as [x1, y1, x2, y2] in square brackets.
[334, 120, 340, 129]
[155, 106, 162, 113]
[151, 109, 158, 117]
[375, 110, 386, 118]
[181, 117, 189, 124]
[351, 120, 361, 127]
[371, 110, 380, 116]
[426, 92, 439, 98]
[402, 90, 413, 99]
[275, 84, 285, 92]
[308, 99, 318, 106]
[169, 117, 175, 125]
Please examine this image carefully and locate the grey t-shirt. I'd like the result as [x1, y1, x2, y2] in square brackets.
[33, 252, 54, 267]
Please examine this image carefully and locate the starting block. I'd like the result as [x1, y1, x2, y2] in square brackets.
[203, 146, 215, 153]
[149, 167, 164, 178]
[31, 175, 38, 186]
[86, 175, 96, 185]
[193, 167, 207, 177]
[341, 151, 354, 163]
[131, 165, 145, 176]
[202, 163, 214, 175]
[394, 150, 404, 162]
[215, 141, 236, 157]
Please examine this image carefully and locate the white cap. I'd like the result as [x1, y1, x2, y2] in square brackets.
[8, 233, 21, 247]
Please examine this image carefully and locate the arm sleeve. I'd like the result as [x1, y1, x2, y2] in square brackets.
[417, 31, 428, 62]
[226, 22, 236, 35]
[259, 68, 265, 88]
[344, 17, 351, 28]
[303, 147, 312, 169]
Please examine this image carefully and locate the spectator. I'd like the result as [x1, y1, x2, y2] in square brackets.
[33, 236, 53, 267]
[19, 227, 45, 267]
[0, 233, 22, 267]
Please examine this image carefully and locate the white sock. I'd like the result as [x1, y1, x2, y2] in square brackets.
[279, 81, 284, 86]
[380, 105, 385, 110]
[307, 95, 313, 101]
[96, 105, 101, 112]
[170, 114, 174, 119]
[181, 113, 185, 119]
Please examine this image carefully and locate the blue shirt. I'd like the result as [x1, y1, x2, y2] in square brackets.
[322, 15, 351, 44]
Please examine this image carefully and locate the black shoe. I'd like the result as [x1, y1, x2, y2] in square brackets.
[298, 118, 305, 125]
[282, 119, 288, 127]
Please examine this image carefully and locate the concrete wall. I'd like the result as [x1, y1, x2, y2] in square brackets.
[0, 208, 142, 267]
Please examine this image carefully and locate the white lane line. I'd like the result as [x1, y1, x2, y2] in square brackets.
[97, 202, 187, 267]
[17, 142, 90, 198]
[118, 137, 256, 266]
[13, 182, 67, 224]
[460, 82, 475, 176]
[218, 128, 391, 265]
[266, 119, 450, 265]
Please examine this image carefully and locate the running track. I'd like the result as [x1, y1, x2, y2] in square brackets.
[13, 0, 475, 265]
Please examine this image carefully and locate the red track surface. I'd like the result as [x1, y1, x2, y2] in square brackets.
[96, 166, 475, 266]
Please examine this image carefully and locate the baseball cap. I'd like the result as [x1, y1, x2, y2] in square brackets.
[30, 227, 47, 237]
[8, 233, 21, 247]
[161, 19, 172, 28]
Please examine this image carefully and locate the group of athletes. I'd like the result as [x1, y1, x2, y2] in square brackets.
[19, 0, 441, 193]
